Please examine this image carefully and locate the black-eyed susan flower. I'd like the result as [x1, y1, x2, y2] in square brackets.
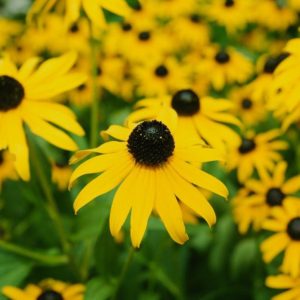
[0, 150, 17, 189]
[226, 130, 288, 183]
[261, 200, 300, 278]
[196, 46, 253, 90]
[255, 0, 297, 31]
[266, 273, 300, 300]
[203, 0, 254, 33]
[29, 0, 130, 28]
[0, 52, 86, 180]
[230, 84, 266, 126]
[70, 109, 228, 247]
[127, 89, 241, 153]
[2, 279, 85, 300]
[0, 18, 22, 50]
[132, 57, 190, 97]
[233, 161, 300, 234]
[251, 53, 290, 103]
[269, 39, 300, 128]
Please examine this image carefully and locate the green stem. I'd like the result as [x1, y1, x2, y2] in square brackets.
[0, 240, 68, 266]
[90, 39, 100, 148]
[111, 247, 135, 300]
[29, 139, 82, 280]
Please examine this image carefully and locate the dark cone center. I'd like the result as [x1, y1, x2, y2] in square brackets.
[215, 51, 230, 64]
[225, 0, 234, 7]
[238, 138, 256, 154]
[264, 53, 290, 74]
[155, 65, 169, 77]
[0, 75, 25, 111]
[171, 89, 200, 116]
[69, 23, 79, 33]
[266, 188, 285, 206]
[287, 217, 300, 241]
[0, 151, 4, 165]
[37, 290, 64, 300]
[241, 98, 253, 110]
[138, 31, 151, 41]
[190, 14, 201, 23]
[122, 23, 132, 31]
[127, 120, 175, 166]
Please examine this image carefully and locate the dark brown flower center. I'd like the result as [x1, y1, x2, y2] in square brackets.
[37, 290, 64, 300]
[155, 65, 169, 77]
[238, 138, 256, 154]
[138, 31, 151, 41]
[127, 120, 175, 166]
[287, 217, 300, 241]
[215, 51, 230, 64]
[264, 53, 290, 74]
[0, 75, 25, 111]
[241, 98, 253, 110]
[266, 188, 285, 206]
[225, 0, 234, 7]
[171, 89, 200, 116]
[69, 23, 79, 33]
[122, 22, 132, 31]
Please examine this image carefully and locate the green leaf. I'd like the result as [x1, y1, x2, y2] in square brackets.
[0, 251, 33, 299]
[84, 277, 113, 300]
[230, 238, 258, 279]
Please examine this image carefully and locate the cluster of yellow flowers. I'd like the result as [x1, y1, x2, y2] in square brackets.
[0, 0, 300, 299]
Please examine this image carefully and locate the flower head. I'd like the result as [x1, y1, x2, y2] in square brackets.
[70, 109, 228, 247]
[0, 52, 86, 180]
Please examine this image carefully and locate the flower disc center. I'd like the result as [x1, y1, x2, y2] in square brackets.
[266, 188, 285, 206]
[155, 65, 169, 77]
[287, 217, 300, 241]
[0, 75, 25, 111]
[238, 138, 256, 154]
[215, 51, 230, 64]
[127, 120, 175, 166]
[241, 98, 253, 109]
[225, 0, 234, 7]
[171, 89, 200, 116]
[37, 290, 64, 300]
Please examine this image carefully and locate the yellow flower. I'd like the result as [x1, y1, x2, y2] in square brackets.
[196, 46, 253, 90]
[269, 39, 300, 128]
[52, 162, 72, 191]
[226, 130, 288, 183]
[203, 0, 254, 33]
[127, 89, 241, 153]
[153, 0, 199, 18]
[0, 52, 86, 180]
[261, 200, 300, 278]
[0, 18, 23, 49]
[251, 53, 290, 103]
[2, 279, 85, 300]
[0, 150, 17, 188]
[255, 0, 297, 31]
[70, 109, 228, 248]
[233, 161, 300, 234]
[28, 0, 130, 28]
[132, 57, 190, 98]
[230, 84, 266, 126]
[266, 274, 300, 300]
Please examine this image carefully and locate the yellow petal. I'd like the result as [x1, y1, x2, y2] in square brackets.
[101, 125, 130, 141]
[170, 156, 228, 198]
[130, 167, 155, 248]
[23, 114, 78, 151]
[155, 168, 189, 244]
[165, 165, 216, 226]
[73, 156, 133, 213]
[82, 0, 106, 28]
[23, 101, 84, 136]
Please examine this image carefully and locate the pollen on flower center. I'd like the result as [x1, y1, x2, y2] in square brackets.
[171, 89, 200, 116]
[287, 217, 300, 241]
[241, 98, 253, 109]
[127, 120, 175, 166]
[0, 75, 25, 111]
[155, 65, 169, 77]
[238, 138, 256, 154]
[215, 51, 230, 64]
[266, 188, 285, 206]
[37, 290, 64, 300]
